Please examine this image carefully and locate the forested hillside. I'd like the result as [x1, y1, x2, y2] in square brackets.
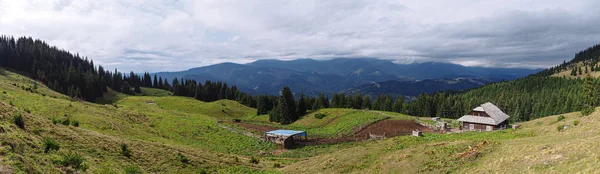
[0, 36, 259, 107]
[404, 44, 600, 122]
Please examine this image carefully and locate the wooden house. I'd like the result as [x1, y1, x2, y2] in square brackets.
[457, 102, 509, 131]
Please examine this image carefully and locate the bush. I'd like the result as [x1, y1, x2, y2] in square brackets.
[581, 107, 594, 116]
[557, 115, 566, 122]
[232, 119, 241, 122]
[557, 125, 565, 131]
[177, 153, 189, 163]
[43, 138, 60, 153]
[58, 151, 88, 172]
[52, 118, 59, 125]
[273, 163, 281, 168]
[121, 143, 132, 158]
[249, 157, 259, 164]
[61, 118, 70, 126]
[314, 113, 327, 119]
[12, 113, 24, 129]
[123, 165, 142, 174]
[71, 120, 80, 127]
[573, 120, 580, 126]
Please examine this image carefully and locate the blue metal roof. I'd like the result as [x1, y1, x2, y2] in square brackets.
[265, 130, 306, 136]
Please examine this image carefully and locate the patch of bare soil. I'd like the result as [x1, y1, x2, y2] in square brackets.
[231, 119, 437, 146]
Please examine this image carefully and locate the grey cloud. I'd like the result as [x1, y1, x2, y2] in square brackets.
[2, 0, 600, 72]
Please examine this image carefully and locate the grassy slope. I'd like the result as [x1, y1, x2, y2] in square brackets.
[241, 109, 414, 138]
[282, 109, 600, 173]
[552, 62, 600, 79]
[0, 68, 276, 173]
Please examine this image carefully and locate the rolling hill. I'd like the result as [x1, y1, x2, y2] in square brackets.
[345, 77, 494, 100]
[154, 58, 541, 96]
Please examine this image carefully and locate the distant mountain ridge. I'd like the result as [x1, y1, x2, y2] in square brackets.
[154, 58, 541, 97]
[345, 78, 496, 100]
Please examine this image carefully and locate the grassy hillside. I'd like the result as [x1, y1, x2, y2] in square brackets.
[240, 109, 414, 138]
[551, 61, 600, 79]
[282, 109, 600, 173]
[0, 68, 277, 173]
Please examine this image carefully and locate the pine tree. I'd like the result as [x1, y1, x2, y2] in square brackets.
[297, 93, 307, 116]
[121, 81, 132, 95]
[274, 87, 297, 124]
[153, 75, 158, 88]
[392, 96, 403, 113]
[362, 95, 371, 109]
[352, 93, 363, 109]
[134, 85, 141, 93]
[582, 74, 596, 115]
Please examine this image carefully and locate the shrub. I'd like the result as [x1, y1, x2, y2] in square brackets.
[315, 113, 327, 119]
[557, 125, 565, 131]
[43, 138, 60, 153]
[581, 107, 594, 116]
[61, 118, 70, 126]
[52, 118, 59, 125]
[177, 153, 189, 163]
[232, 119, 241, 122]
[123, 165, 142, 174]
[573, 120, 580, 126]
[9, 101, 13, 106]
[273, 163, 281, 168]
[58, 151, 88, 172]
[12, 113, 24, 129]
[71, 120, 80, 127]
[234, 156, 239, 162]
[24, 108, 31, 113]
[557, 115, 566, 122]
[121, 143, 132, 158]
[249, 157, 259, 164]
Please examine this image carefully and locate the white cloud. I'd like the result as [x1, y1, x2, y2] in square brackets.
[1, 0, 600, 72]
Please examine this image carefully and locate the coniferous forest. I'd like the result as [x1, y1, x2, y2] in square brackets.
[2, 35, 600, 124]
[0, 36, 255, 107]
[403, 44, 600, 122]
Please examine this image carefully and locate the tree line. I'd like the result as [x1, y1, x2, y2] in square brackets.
[0, 36, 255, 107]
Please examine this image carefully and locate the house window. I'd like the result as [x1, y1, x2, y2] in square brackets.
[469, 123, 474, 130]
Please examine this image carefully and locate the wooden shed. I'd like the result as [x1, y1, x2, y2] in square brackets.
[263, 130, 307, 149]
[457, 102, 509, 131]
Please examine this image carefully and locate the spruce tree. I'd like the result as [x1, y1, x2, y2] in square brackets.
[352, 93, 363, 109]
[392, 96, 403, 113]
[362, 95, 372, 109]
[121, 81, 132, 95]
[297, 93, 307, 116]
[582, 74, 596, 115]
[275, 87, 297, 124]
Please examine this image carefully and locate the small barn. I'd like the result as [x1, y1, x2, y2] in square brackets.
[263, 130, 307, 149]
[457, 102, 509, 131]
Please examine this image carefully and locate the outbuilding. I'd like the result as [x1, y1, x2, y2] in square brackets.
[263, 130, 307, 148]
[457, 102, 509, 131]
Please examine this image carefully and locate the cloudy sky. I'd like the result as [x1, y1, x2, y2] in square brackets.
[2, 0, 600, 72]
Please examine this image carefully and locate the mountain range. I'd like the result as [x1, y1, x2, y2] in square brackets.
[154, 58, 541, 97]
